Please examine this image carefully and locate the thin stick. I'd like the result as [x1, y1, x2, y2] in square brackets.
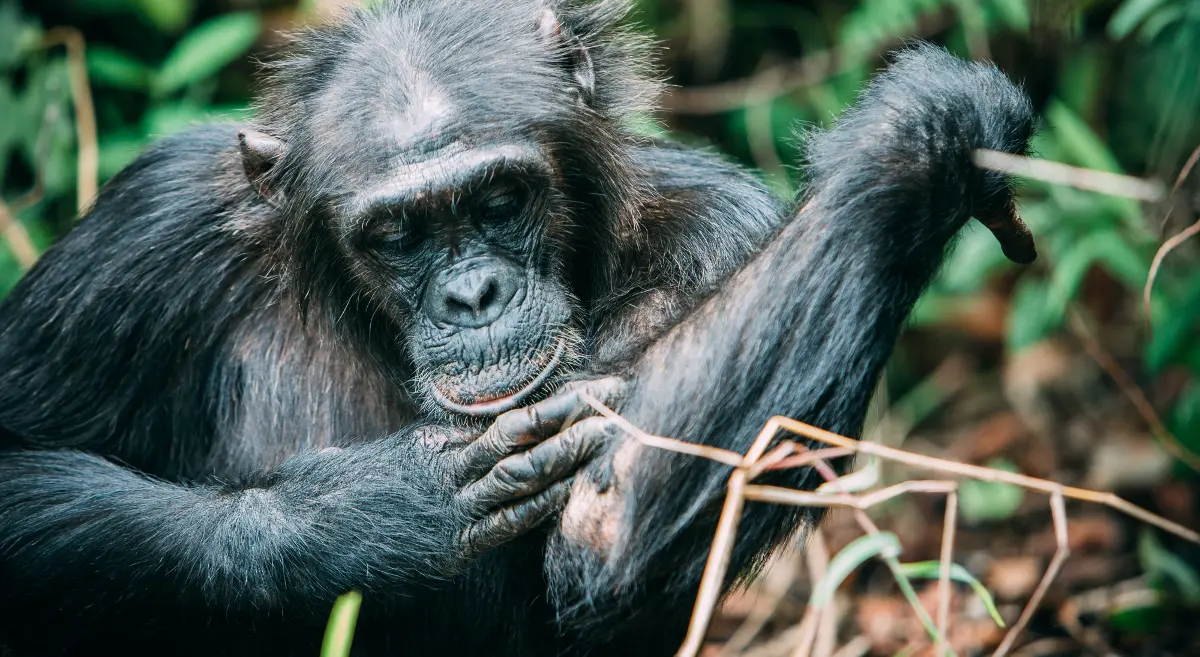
[580, 392, 743, 466]
[760, 447, 857, 477]
[1144, 144, 1200, 330]
[790, 531, 831, 657]
[0, 201, 38, 270]
[972, 149, 1166, 202]
[812, 529, 836, 657]
[43, 28, 98, 215]
[677, 469, 750, 657]
[937, 490, 959, 657]
[764, 416, 1200, 544]
[992, 492, 1070, 657]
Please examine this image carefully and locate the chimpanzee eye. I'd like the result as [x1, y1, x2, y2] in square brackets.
[476, 183, 525, 220]
[364, 209, 424, 251]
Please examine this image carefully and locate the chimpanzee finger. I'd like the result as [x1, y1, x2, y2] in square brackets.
[457, 416, 618, 511]
[453, 378, 624, 480]
[977, 202, 1036, 265]
[460, 479, 573, 559]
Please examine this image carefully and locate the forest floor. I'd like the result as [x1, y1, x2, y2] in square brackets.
[700, 319, 1200, 657]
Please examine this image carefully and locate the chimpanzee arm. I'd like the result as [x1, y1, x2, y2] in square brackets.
[548, 45, 1036, 645]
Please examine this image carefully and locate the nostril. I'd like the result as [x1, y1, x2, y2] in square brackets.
[475, 280, 497, 314]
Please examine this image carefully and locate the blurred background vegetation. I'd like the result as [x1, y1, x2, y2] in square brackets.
[2, 0, 1200, 653]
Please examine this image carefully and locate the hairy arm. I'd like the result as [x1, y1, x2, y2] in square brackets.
[548, 44, 1036, 649]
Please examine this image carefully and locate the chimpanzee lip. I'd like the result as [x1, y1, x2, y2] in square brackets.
[430, 336, 567, 417]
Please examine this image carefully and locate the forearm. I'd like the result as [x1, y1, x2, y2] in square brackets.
[0, 440, 452, 618]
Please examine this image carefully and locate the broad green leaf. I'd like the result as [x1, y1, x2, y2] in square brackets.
[134, 0, 195, 33]
[1045, 230, 1147, 322]
[959, 458, 1025, 523]
[87, 45, 152, 90]
[1137, 4, 1186, 43]
[1046, 100, 1123, 173]
[1166, 383, 1200, 458]
[897, 561, 1006, 627]
[1045, 101, 1142, 224]
[321, 591, 363, 657]
[811, 532, 902, 607]
[1138, 528, 1200, 604]
[1108, 0, 1172, 40]
[153, 12, 261, 97]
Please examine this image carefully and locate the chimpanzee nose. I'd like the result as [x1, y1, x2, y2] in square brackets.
[425, 256, 522, 328]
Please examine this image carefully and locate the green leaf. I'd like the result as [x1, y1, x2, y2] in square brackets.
[897, 561, 1006, 627]
[1138, 528, 1200, 604]
[152, 12, 261, 97]
[1046, 99, 1123, 173]
[1137, 4, 1186, 43]
[1146, 277, 1200, 372]
[134, 0, 195, 33]
[1046, 230, 1148, 322]
[1108, 0, 1172, 40]
[320, 591, 363, 657]
[959, 458, 1025, 523]
[811, 532, 902, 607]
[86, 45, 152, 90]
[1166, 383, 1200, 457]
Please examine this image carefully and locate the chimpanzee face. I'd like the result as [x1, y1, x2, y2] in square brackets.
[236, 0, 606, 417]
[339, 138, 578, 417]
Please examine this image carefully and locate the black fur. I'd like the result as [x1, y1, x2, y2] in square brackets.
[0, 0, 1034, 654]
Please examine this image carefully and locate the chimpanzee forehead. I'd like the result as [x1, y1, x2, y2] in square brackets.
[333, 0, 576, 125]
[295, 0, 583, 179]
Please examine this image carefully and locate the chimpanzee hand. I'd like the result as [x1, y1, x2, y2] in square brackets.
[425, 377, 626, 561]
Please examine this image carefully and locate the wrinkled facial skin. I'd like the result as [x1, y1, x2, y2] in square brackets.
[334, 140, 577, 418]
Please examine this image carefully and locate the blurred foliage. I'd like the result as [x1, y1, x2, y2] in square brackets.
[1, 0, 1199, 630]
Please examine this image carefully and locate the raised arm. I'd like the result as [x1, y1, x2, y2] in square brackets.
[548, 44, 1037, 649]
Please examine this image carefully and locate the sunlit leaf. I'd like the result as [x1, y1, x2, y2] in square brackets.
[959, 458, 1025, 523]
[87, 45, 152, 90]
[1137, 4, 1186, 43]
[811, 532, 902, 607]
[134, 0, 195, 33]
[897, 561, 1006, 627]
[152, 12, 261, 97]
[1108, 0, 1172, 40]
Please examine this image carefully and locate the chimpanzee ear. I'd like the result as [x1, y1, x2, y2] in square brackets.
[237, 129, 286, 199]
[537, 7, 595, 104]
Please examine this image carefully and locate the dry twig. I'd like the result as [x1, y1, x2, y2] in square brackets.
[577, 398, 1200, 657]
[1143, 143, 1200, 334]
[971, 149, 1166, 203]
[43, 27, 98, 215]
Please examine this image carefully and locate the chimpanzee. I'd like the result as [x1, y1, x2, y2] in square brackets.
[0, 0, 1036, 655]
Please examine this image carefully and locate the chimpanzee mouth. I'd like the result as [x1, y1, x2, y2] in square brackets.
[430, 336, 567, 417]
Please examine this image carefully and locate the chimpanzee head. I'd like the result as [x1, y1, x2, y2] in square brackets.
[235, 0, 659, 417]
